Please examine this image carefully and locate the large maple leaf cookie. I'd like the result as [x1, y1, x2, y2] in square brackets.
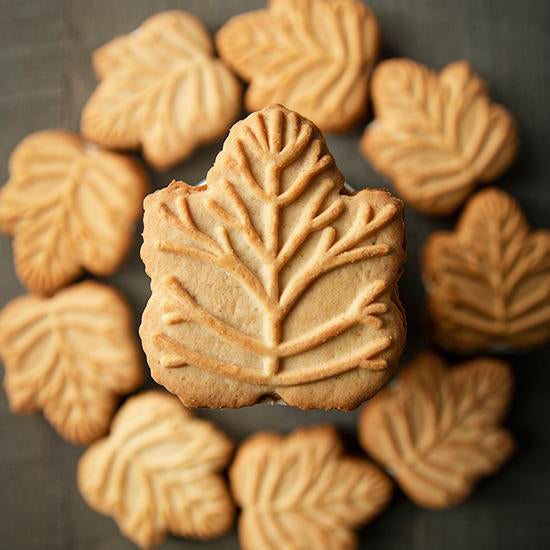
[78, 391, 234, 548]
[361, 59, 518, 215]
[230, 425, 392, 550]
[0, 282, 142, 444]
[0, 130, 147, 295]
[140, 105, 406, 409]
[423, 188, 550, 351]
[216, 0, 380, 132]
[359, 352, 515, 508]
[81, 10, 242, 170]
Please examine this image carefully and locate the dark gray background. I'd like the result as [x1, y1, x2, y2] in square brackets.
[1, 1, 549, 549]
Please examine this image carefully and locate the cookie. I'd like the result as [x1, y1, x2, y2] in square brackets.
[230, 425, 392, 550]
[81, 10, 242, 171]
[216, 0, 380, 132]
[0, 130, 147, 295]
[140, 104, 406, 410]
[359, 352, 515, 508]
[423, 188, 550, 351]
[361, 59, 518, 215]
[0, 281, 142, 444]
[78, 391, 234, 548]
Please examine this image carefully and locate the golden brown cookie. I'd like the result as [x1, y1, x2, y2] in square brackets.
[0, 130, 147, 295]
[216, 0, 380, 132]
[0, 281, 142, 444]
[361, 59, 518, 215]
[78, 391, 234, 548]
[359, 352, 515, 509]
[230, 425, 392, 550]
[81, 10, 242, 171]
[140, 104, 406, 409]
[423, 188, 550, 351]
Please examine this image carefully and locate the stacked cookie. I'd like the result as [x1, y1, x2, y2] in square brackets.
[140, 104, 406, 410]
[1, 1, 549, 550]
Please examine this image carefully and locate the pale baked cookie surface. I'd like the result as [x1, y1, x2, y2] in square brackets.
[216, 0, 380, 132]
[78, 391, 234, 548]
[81, 10, 242, 170]
[361, 59, 518, 215]
[140, 105, 406, 409]
[423, 188, 550, 351]
[0, 281, 143, 444]
[230, 425, 392, 550]
[0, 130, 147, 295]
[359, 352, 515, 509]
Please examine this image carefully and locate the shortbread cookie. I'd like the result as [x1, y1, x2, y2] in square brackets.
[216, 0, 380, 132]
[0, 281, 142, 444]
[81, 10, 242, 170]
[0, 130, 147, 295]
[359, 352, 514, 508]
[423, 188, 550, 351]
[230, 425, 392, 550]
[140, 104, 406, 409]
[361, 59, 518, 215]
[78, 391, 234, 548]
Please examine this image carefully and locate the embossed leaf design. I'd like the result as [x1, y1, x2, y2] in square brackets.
[0, 130, 147, 295]
[81, 10, 242, 170]
[140, 105, 405, 409]
[423, 188, 550, 351]
[361, 59, 518, 215]
[0, 282, 142, 444]
[230, 426, 392, 550]
[216, 0, 380, 132]
[78, 391, 234, 549]
[359, 352, 515, 508]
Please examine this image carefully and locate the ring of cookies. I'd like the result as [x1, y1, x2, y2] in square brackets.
[1, 2, 548, 549]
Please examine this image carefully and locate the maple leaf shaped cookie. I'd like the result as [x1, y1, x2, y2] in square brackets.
[230, 425, 392, 550]
[78, 391, 234, 548]
[423, 188, 550, 351]
[0, 130, 147, 295]
[216, 0, 380, 132]
[0, 282, 142, 444]
[140, 104, 406, 409]
[359, 352, 515, 509]
[361, 59, 518, 215]
[81, 10, 242, 170]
